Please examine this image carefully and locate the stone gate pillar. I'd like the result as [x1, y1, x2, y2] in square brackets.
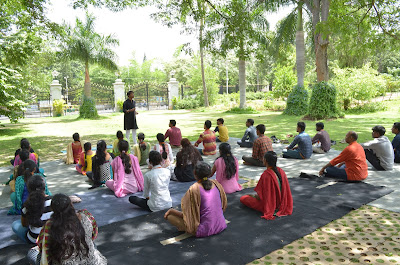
[50, 80, 62, 104]
[167, 72, 179, 110]
[113, 79, 125, 111]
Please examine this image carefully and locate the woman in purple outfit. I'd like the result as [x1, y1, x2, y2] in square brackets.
[164, 162, 227, 237]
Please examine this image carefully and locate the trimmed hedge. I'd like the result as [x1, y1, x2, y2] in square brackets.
[284, 85, 309, 115]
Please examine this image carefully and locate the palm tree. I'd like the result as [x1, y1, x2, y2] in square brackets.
[274, 1, 305, 87]
[61, 13, 119, 98]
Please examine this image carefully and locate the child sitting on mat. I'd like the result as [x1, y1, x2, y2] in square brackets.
[174, 138, 203, 182]
[106, 140, 144, 198]
[210, 143, 242, 194]
[76, 142, 94, 176]
[13, 139, 37, 167]
[133, 133, 151, 166]
[164, 162, 227, 237]
[240, 151, 293, 220]
[12, 174, 53, 244]
[9, 160, 51, 215]
[27, 194, 107, 265]
[112, 130, 130, 157]
[214, 118, 229, 142]
[151, 133, 174, 168]
[66, 133, 83, 164]
[89, 140, 113, 189]
[129, 151, 172, 211]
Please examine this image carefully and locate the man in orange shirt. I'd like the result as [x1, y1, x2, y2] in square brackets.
[319, 131, 368, 182]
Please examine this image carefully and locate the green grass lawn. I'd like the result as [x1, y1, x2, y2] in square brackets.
[1, 99, 399, 167]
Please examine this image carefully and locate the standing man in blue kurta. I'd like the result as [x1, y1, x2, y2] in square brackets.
[123, 91, 139, 145]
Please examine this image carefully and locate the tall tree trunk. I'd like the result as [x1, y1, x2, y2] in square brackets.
[199, 17, 209, 107]
[239, 58, 246, 108]
[316, 0, 330, 81]
[84, 62, 91, 98]
[296, 2, 305, 87]
[310, 0, 330, 82]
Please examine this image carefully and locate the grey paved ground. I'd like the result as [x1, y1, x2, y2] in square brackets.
[1, 137, 399, 212]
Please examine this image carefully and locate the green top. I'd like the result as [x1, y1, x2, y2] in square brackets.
[112, 138, 131, 156]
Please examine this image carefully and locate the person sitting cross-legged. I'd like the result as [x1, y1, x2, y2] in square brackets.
[361, 125, 394, 171]
[214, 118, 229, 143]
[129, 151, 172, 212]
[165, 119, 182, 148]
[27, 194, 107, 265]
[392, 122, 400, 163]
[164, 162, 227, 237]
[240, 151, 293, 220]
[174, 138, 203, 182]
[312, 122, 331, 154]
[112, 130, 130, 157]
[106, 140, 144, 198]
[242, 124, 273, 167]
[65, 132, 83, 165]
[283, 122, 312, 159]
[133, 132, 151, 166]
[194, 120, 217, 156]
[12, 174, 53, 244]
[210, 143, 242, 194]
[237, 119, 257, 148]
[319, 131, 368, 182]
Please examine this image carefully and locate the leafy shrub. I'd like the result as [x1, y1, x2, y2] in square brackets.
[345, 102, 388, 114]
[307, 82, 341, 119]
[52, 99, 64, 117]
[272, 64, 296, 99]
[331, 64, 387, 109]
[284, 85, 309, 115]
[225, 106, 259, 114]
[246, 91, 267, 100]
[116, 100, 124, 112]
[264, 100, 285, 111]
[79, 97, 99, 119]
[174, 97, 200, 109]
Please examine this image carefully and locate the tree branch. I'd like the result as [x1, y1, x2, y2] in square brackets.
[204, 0, 229, 20]
[373, 4, 399, 40]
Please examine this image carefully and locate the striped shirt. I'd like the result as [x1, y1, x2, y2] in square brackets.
[22, 196, 53, 243]
[195, 129, 217, 155]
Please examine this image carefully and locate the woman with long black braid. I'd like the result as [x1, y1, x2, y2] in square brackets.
[106, 140, 144, 197]
[89, 140, 113, 189]
[240, 151, 293, 220]
[210, 143, 242, 193]
[151, 133, 174, 168]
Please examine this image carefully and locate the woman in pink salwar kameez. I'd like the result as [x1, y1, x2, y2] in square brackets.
[106, 140, 144, 198]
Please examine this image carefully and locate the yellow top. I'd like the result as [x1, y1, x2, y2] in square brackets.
[217, 125, 229, 142]
[83, 154, 95, 172]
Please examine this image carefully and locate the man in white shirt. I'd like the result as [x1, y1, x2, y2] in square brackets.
[361, 125, 394, 171]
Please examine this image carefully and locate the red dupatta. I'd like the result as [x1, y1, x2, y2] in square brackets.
[254, 168, 293, 220]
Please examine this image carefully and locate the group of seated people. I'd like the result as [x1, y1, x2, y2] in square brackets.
[6, 118, 399, 264]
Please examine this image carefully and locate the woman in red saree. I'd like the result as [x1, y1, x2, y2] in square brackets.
[240, 151, 293, 220]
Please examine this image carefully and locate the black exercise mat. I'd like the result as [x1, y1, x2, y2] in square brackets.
[94, 178, 393, 265]
[0, 178, 392, 265]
